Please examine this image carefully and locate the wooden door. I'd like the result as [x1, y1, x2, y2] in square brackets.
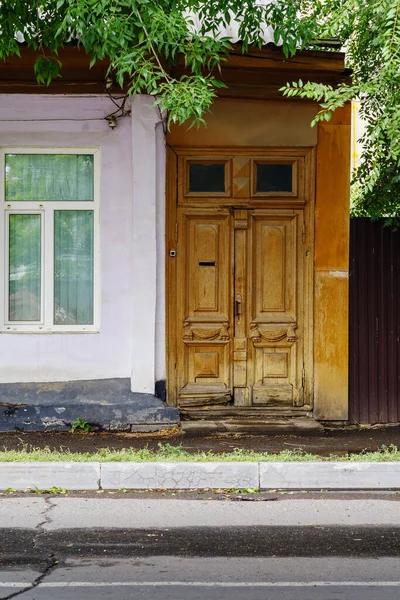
[167, 147, 314, 411]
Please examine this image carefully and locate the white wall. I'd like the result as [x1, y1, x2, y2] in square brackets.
[155, 120, 166, 383]
[129, 96, 166, 392]
[0, 95, 136, 383]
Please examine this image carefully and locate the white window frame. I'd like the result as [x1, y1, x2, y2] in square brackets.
[0, 147, 101, 333]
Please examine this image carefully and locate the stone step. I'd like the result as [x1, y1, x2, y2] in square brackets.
[181, 418, 324, 437]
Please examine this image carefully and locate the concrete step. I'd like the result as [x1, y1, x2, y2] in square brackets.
[0, 379, 180, 433]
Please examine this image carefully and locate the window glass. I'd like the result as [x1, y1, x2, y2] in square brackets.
[5, 154, 94, 201]
[256, 163, 293, 193]
[9, 214, 41, 321]
[189, 163, 225, 193]
[54, 210, 94, 325]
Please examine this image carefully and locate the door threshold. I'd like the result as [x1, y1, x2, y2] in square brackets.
[181, 413, 323, 437]
[180, 406, 312, 419]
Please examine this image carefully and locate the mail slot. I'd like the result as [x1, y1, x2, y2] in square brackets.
[198, 261, 216, 266]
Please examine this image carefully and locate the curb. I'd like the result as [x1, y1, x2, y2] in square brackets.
[1, 461, 400, 491]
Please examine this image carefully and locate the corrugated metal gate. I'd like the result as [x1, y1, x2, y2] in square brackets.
[349, 218, 400, 424]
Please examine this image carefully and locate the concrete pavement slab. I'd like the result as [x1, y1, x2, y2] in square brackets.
[0, 462, 100, 491]
[1, 461, 400, 493]
[260, 461, 400, 489]
[101, 461, 259, 490]
[0, 497, 46, 528]
[32, 498, 400, 529]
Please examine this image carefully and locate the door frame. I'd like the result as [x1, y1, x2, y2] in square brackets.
[166, 145, 316, 410]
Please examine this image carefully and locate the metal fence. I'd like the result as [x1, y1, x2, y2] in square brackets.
[349, 218, 400, 424]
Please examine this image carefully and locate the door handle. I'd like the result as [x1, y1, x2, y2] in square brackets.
[235, 294, 242, 320]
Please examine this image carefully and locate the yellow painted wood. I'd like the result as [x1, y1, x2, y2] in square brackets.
[314, 104, 351, 421]
[167, 148, 315, 411]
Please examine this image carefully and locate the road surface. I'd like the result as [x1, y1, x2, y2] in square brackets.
[1, 492, 399, 598]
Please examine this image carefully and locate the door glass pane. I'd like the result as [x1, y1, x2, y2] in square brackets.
[9, 214, 41, 321]
[189, 163, 225, 193]
[6, 154, 94, 201]
[54, 210, 94, 325]
[256, 163, 293, 193]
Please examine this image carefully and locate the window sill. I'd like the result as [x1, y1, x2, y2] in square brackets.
[0, 327, 100, 334]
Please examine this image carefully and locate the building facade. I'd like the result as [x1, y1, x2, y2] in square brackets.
[0, 46, 351, 432]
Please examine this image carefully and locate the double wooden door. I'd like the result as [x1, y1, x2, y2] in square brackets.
[167, 148, 314, 411]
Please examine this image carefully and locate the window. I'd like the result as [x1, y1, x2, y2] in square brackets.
[189, 163, 226, 193]
[253, 160, 297, 196]
[0, 149, 100, 332]
[256, 163, 293, 193]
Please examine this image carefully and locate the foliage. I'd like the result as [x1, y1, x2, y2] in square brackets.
[71, 417, 92, 433]
[1, 1, 400, 219]
[280, 0, 400, 225]
[0, 0, 316, 129]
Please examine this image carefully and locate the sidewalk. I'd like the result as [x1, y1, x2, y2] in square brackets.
[1, 425, 400, 456]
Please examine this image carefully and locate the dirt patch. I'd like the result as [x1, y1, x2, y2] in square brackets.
[1, 426, 400, 456]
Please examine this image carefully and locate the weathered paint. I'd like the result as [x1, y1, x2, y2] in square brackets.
[314, 272, 349, 420]
[168, 98, 319, 147]
[314, 105, 351, 420]
[0, 378, 179, 432]
[167, 99, 351, 421]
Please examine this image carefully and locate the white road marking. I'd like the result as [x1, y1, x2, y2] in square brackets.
[2, 581, 400, 588]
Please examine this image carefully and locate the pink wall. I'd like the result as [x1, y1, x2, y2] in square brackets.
[0, 95, 135, 382]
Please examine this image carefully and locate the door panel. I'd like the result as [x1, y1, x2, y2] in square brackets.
[251, 213, 297, 321]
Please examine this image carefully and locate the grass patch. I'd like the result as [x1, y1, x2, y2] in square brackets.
[0, 443, 400, 462]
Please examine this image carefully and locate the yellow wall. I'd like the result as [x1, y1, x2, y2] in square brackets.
[168, 98, 318, 147]
[314, 105, 351, 420]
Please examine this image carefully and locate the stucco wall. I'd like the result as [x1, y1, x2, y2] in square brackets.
[0, 95, 135, 383]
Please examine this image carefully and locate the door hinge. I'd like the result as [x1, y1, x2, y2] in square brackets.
[302, 222, 306, 243]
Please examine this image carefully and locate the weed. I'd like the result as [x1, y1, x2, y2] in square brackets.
[29, 485, 67, 494]
[71, 417, 92, 433]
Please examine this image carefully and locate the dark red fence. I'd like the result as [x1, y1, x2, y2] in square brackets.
[349, 218, 400, 424]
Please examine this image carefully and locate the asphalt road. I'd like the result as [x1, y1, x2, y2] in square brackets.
[1, 494, 400, 599]
[2, 528, 400, 599]
[2, 555, 400, 599]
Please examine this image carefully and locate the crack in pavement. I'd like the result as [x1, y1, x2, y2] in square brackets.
[1, 497, 59, 599]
